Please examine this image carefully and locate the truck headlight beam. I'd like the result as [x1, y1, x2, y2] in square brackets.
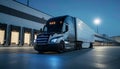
[51, 39, 58, 43]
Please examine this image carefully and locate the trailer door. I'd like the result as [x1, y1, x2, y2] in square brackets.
[0, 30, 5, 44]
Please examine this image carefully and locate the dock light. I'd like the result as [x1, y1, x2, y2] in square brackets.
[93, 18, 101, 33]
[94, 18, 101, 25]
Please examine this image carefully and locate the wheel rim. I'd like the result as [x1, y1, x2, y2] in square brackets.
[60, 41, 65, 50]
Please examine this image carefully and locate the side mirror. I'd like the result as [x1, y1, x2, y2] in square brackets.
[40, 28, 43, 33]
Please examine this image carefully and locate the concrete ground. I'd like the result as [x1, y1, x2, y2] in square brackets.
[0, 46, 120, 69]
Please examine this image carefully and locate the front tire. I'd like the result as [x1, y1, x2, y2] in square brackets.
[59, 41, 65, 53]
[38, 51, 43, 54]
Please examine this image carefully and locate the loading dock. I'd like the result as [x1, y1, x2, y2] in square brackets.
[0, 0, 52, 47]
[11, 31, 19, 45]
[24, 28, 31, 46]
[24, 32, 30, 45]
[0, 23, 7, 46]
[0, 30, 5, 45]
[10, 25, 20, 46]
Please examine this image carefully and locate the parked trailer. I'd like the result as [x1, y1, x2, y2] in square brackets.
[34, 15, 95, 53]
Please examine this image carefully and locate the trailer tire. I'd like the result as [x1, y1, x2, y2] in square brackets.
[77, 43, 82, 50]
[76, 42, 82, 50]
[78, 44, 82, 50]
[89, 43, 93, 48]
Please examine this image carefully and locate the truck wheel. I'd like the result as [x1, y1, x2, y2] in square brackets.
[38, 51, 43, 54]
[78, 44, 82, 50]
[59, 41, 65, 53]
[89, 43, 93, 48]
[75, 42, 82, 50]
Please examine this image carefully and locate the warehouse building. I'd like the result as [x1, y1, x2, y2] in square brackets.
[111, 36, 120, 43]
[0, 0, 52, 46]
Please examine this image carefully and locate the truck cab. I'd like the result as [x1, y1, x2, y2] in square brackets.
[34, 15, 71, 52]
[34, 15, 95, 53]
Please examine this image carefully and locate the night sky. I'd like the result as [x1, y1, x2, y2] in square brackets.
[16, 0, 120, 37]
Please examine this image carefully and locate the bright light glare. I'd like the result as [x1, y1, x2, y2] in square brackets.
[94, 18, 101, 25]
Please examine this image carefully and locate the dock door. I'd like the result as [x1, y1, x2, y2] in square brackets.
[24, 28, 31, 46]
[0, 30, 5, 45]
[0, 23, 6, 45]
[10, 26, 20, 46]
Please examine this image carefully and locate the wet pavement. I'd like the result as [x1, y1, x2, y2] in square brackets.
[0, 46, 120, 69]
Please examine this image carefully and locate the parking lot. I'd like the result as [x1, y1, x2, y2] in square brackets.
[0, 46, 120, 69]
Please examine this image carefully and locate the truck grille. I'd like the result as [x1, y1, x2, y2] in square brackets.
[36, 34, 50, 45]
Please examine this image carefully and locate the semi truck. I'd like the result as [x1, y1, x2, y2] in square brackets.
[34, 15, 95, 53]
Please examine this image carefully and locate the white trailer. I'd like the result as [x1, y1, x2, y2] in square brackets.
[34, 15, 95, 53]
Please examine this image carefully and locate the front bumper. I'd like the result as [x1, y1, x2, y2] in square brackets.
[34, 43, 62, 51]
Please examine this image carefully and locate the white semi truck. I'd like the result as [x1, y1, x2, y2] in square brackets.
[34, 15, 95, 53]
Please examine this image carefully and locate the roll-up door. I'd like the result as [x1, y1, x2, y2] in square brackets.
[11, 31, 19, 45]
[24, 32, 30, 45]
[0, 30, 5, 44]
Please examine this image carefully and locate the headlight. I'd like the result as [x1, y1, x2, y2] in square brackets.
[34, 39, 37, 43]
[51, 38, 57, 43]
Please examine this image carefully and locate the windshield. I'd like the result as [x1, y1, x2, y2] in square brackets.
[45, 16, 67, 33]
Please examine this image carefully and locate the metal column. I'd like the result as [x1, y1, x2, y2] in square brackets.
[5, 25, 11, 46]
[19, 27, 24, 46]
[30, 29, 34, 46]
